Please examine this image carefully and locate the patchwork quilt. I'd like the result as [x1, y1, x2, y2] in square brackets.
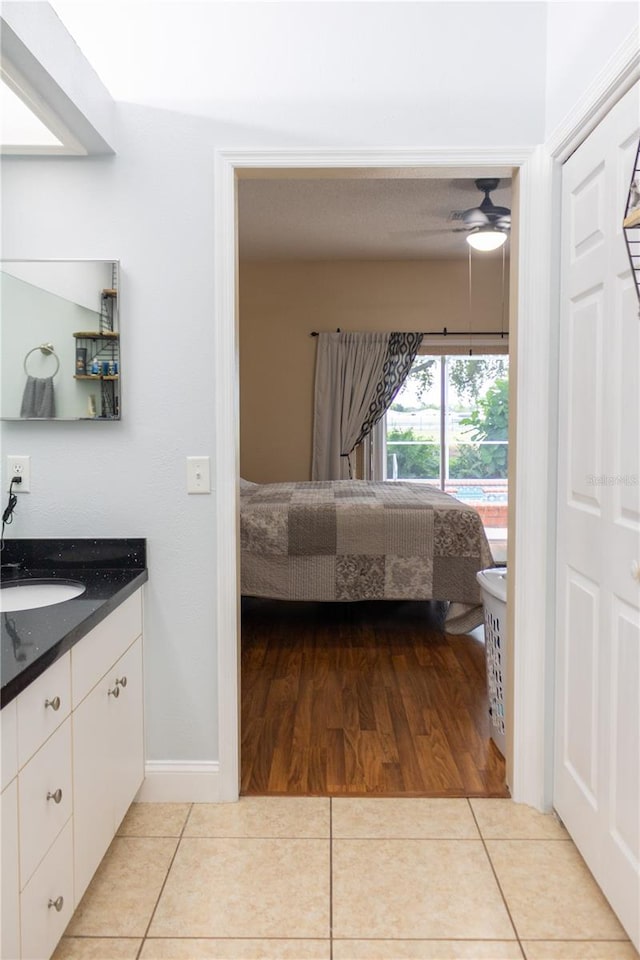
[240, 480, 494, 633]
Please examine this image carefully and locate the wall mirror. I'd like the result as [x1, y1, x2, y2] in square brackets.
[1, 260, 120, 421]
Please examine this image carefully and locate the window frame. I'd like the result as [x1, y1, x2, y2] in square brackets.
[373, 340, 509, 491]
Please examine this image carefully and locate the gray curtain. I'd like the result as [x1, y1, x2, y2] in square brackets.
[311, 331, 423, 480]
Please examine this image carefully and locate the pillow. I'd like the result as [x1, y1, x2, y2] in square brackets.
[239, 477, 258, 492]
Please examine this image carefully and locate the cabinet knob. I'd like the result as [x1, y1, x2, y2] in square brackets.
[115, 676, 127, 688]
[107, 686, 120, 698]
[48, 896, 64, 912]
[47, 788, 63, 804]
[632, 560, 640, 583]
[45, 696, 61, 711]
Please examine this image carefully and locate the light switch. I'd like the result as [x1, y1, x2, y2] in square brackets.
[187, 456, 211, 494]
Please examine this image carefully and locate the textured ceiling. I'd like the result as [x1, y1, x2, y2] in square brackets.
[238, 175, 512, 261]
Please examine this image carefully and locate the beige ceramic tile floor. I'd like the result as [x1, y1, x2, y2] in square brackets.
[53, 798, 639, 960]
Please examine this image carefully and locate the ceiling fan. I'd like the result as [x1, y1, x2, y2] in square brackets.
[426, 177, 511, 251]
[389, 177, 511, 250]
[459, 178, 511, 229]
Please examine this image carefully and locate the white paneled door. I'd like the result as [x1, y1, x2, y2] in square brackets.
[555, 81, 640, 950]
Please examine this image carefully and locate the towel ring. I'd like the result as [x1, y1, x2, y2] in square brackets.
[24, 343, 60, 378]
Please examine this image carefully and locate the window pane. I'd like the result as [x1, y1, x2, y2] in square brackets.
[386, 356, 441, 483]
[385, 353, 509, 548]
[445, 356, 509, 539]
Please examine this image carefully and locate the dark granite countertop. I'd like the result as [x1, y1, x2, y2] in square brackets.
[1, 539, 147, 708]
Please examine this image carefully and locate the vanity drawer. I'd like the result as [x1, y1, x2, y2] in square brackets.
[1, 699, 18, 789]
[17, 652, 71, 769]
[18, 717, 72, 890]
[20, 818, 73, 960]
[72, 591, 142, 706]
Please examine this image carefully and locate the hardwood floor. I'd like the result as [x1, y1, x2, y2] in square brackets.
[240, 598, 508, 798]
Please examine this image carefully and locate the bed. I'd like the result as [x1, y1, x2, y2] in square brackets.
[240, 479, 494, 634]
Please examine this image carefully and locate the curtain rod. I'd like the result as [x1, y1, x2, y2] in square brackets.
[309, 327, 509, 338]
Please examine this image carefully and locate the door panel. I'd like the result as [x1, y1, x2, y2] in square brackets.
[610, 601, 639, 858]
[555, 80, 640, 950]
[72, 674, 112, 906]
[567, 293, 603, 508]
[572, 161, 605, 256]
[617, 287, 640, 523]
[564, 572, 599, 804]
[110, 638, 144, 830]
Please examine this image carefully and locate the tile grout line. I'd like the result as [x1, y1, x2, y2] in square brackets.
[329, 796, 334, 960]
[135, 803, 194, 960]
[466, 798, 527, 959]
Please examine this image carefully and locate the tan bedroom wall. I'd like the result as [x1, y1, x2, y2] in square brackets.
[239, 257, 509, 483]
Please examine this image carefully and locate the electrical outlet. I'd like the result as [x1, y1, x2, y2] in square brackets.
[187, 456, 211, 494]
[7, 455, 30, 492]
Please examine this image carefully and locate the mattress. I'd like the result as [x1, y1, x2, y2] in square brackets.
[240, 479, 495, 633]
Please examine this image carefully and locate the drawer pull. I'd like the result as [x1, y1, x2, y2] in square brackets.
[47, 788, 63, 804]
[45, 696, 61, 711]
[107, 686, 120, 698]
[115, 676, 127, 688]
[48, 896, 64, 912]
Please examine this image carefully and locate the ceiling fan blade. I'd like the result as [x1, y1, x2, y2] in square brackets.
[388, 227, 454, 238]
[462, 209, 490, 227]
[485, 203, 511, 218]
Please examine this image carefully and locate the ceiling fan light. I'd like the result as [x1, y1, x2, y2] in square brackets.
[466, 227, 508, 252]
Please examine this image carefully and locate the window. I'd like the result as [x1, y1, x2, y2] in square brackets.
[1, 62, 87, 156]
[383, 353, 509, 540]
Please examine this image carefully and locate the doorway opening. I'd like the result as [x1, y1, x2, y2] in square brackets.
[237, 168, 512, 798]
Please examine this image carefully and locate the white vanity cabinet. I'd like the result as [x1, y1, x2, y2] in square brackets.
[20, 819, 74, 960]
[4, 651, 74, 960]
[72, 591, 144, 903]
[19, 716, 73, 889]
[1, 695, 18, 790]
[1, 778, 21, 960]
[1, 700, 20, 960]
[0, 587, 145, 960]
[16, 653, 73, 901]
[16, 651, 72, 769]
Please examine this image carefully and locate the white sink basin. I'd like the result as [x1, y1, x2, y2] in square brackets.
[0, 579, 86, 612]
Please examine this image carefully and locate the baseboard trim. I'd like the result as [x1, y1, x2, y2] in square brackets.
[136, 761, 224, 802]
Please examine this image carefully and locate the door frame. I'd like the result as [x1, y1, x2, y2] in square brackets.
[204, 21, 639, 811]
[213, 145, 559, 809]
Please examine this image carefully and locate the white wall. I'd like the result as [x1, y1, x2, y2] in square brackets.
[1, 0, 622, 774]
[50, 1, 548, 146]
[545, 1, 639, 138]
[1, 108, 221, 764]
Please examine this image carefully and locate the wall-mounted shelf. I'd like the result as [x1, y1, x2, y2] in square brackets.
[73, 326, 120, 418]
[73, 331, 119, 340]
[623, 208, 640, 229]
[623, 139, 640, 303]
